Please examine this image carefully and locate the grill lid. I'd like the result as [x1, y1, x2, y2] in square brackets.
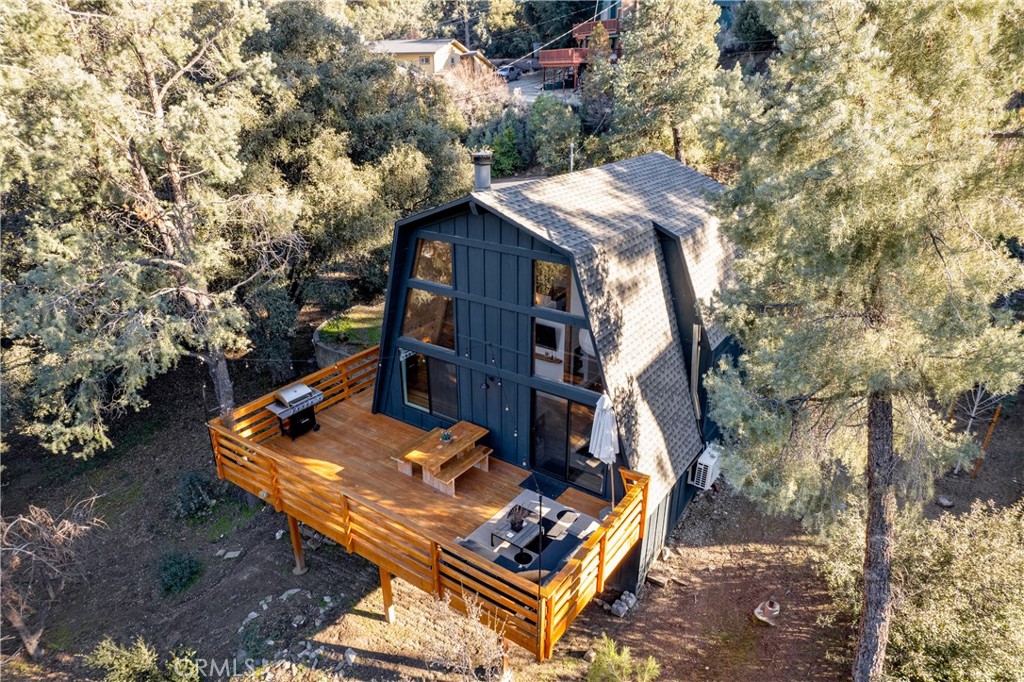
[275, 383, 315, 407]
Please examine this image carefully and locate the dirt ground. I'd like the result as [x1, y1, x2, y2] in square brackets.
[2, 333, 1021, 682]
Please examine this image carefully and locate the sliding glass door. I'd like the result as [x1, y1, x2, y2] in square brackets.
[531, 390, 606, 495]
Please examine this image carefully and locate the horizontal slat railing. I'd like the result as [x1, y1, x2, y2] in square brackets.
[207, 346, 649, 661]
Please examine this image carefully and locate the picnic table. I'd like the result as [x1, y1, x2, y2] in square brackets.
[396, 421, 491, 496]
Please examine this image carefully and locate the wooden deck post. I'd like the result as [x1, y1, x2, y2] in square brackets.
[287, 515, 308, 575]
[379, 565, 395, 624]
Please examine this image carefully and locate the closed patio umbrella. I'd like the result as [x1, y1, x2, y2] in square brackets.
[589, 393, 619, 509]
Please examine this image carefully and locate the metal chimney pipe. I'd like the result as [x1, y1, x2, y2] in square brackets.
[472, 150, 492, 191]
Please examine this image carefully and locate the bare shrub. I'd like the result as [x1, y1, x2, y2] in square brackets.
[416, 592, 509, 682]
[443, 64, 510, 131]
[0, 496, 104, 658]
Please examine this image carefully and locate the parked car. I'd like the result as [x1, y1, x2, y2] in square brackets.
[496, 64, 521, 82]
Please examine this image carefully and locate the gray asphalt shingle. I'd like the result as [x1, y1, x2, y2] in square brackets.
[471, 152, 732, 501]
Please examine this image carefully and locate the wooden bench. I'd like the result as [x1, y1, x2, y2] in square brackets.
[423, 445, 492, 496]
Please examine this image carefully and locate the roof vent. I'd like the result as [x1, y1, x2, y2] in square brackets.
[472, 150, 492, 191]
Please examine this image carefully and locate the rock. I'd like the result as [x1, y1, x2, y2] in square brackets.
[280, 588, 301, 600]
[223, 550, 242, 560]
[344, 648, 358, 665]
[583, 648, 597, 663]
[236, 649, 249, 665]
[323, 595, 332, 603]
[621, 591, 637, 608]
[610, 601, 628, 618]
[275, 529, 285, 540]
[291, 614, 307, 628]
[646, 574, 668, 588]
[660, 546, 673, 561]
[215, 549, 225, 557]
[936, 496, 955, 509]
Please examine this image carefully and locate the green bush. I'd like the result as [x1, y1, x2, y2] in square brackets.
[819, 501, 1024, 681]
[527, 95, 581, 175]
[492, 126, 522, 177]
[87, 636, 199, 682]
[587, 634, 660, 682]
[172, 471, 223, 519]
[731, 2, 775, 48]
[348, 244, 391, 301]
[158, 552, 202, 595]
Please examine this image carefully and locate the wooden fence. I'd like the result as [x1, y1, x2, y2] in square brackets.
[208, 346, 649, 660]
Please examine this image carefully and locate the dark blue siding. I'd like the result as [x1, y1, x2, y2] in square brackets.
[374, 206, 582, 471]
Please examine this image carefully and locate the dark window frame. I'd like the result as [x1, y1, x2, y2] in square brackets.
[530, 389, 608, 496]
[410, 238, 454, 287]
[400, 287, 456, 350]
[400, 351, 459, 421]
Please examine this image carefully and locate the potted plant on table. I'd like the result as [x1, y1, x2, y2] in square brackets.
[507, 505, 531, 533]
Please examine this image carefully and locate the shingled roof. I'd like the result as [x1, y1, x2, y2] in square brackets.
[469, 152, 733, 501]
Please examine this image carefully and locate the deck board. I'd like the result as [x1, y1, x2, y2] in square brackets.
[265, 390, 604, 543]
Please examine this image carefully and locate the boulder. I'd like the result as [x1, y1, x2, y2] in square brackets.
[344, 648, 358, 665]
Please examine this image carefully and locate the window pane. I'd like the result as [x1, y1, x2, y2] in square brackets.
[566, 326, 604, 393]
[402, 352, 459, 419]
[412, 239, 452, 285]
[402, 289, 455, 349]
[427, 357, 459, 420]
[567, 402, 604, 493]
[402, 353, 430, 412]
[533, 392, 568, 479]
[534, 261, 571, 311]
[533, 320, 604, 394]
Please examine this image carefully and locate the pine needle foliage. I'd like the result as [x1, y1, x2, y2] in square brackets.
[706, 1, 1024, 678]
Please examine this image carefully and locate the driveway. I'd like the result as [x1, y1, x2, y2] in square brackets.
[506, 70, 578, 106]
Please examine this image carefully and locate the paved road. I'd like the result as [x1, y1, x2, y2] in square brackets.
[506, 70, 578, 106]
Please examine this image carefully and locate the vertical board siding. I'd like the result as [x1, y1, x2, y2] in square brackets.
[377, 210, 564, 470]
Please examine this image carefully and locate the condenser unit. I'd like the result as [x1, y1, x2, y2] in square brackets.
[689, 445, 722, 491]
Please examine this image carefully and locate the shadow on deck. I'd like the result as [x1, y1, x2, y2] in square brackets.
[207, 346, 648, 660]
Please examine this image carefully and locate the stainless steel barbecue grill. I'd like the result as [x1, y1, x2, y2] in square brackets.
[266, 383, 324, 440]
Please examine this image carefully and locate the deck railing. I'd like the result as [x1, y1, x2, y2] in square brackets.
[572, 19, 620, 41]
[538, 47, 589, 67]
[208, 345, 649, 660]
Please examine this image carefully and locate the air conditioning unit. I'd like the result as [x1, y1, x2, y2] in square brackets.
[689, 445, 722, 491]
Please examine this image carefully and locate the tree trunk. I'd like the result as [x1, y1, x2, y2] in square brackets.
[672, 125, 686, 164]
[853, 392, 897, 682]
[206, 349, 236, 423]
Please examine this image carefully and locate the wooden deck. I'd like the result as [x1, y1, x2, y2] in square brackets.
[208, 346, 648, 661]
[262, 390, 605, 541]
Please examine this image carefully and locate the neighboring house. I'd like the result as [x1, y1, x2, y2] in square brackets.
[373, 151, 735, 585]
[370, 38, 494, 75]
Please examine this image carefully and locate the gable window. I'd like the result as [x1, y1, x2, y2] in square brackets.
[533, 320, 604, 393]
[532, 391, 606, 494]
[401, 289, 455, 349]
[533, 260, 572, 311]
[402, 352, 459, 420]
[419, 56, 430, 65]
[411, 239, 453, 285]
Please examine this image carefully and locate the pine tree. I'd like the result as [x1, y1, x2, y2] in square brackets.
[580, 22, 615, 134]
[612, 0, 720, 165]
[1, 0, 300, 454]
[707, 2, 1024, 680]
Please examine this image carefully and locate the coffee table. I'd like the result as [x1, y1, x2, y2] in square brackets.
[490, 517, 541, 552]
